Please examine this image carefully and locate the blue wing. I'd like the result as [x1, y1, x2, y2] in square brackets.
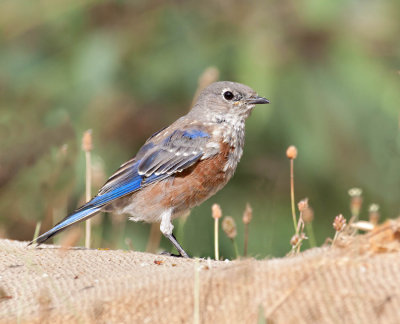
[31, 126, 211, 245]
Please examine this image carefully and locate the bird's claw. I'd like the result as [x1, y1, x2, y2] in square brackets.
[160, 251, 189, 258]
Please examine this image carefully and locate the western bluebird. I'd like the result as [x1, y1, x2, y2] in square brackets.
[30, 81, 269, 257]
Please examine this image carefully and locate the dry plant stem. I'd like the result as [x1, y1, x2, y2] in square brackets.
[306, 223, 316, 247]
[242, 203, 252, 256]
[296, 241, 301, 254]
[232, 239, 240, 259]
[332, 214, 347, 246]
[295, 242, 301, 254]
[290, 159, 297, 233]
[297, 215, 304, 235]
[348, 188, 362, 235]
[332, 231, 339, 246]
[244, 223, 249, 257]
[85, 150, 92, 249]
[296, 214, 304, 235]
[214, 218, 219, 261]
[349, 211, 360, 229]
[293, 215, 306, 253]
[33, 221, 41, 242]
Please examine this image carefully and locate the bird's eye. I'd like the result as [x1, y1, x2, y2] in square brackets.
[223, 91, 234, 101]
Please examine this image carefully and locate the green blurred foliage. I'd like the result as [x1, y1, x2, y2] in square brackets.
[0, 0, 399, 258]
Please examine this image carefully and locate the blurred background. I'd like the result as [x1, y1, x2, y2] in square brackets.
[0, 0, 399, 259]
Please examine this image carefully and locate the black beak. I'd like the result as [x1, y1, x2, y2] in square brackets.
[246, 96, 270, 105]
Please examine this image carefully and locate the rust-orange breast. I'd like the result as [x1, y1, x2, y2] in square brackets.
[142, 142, 232, 215]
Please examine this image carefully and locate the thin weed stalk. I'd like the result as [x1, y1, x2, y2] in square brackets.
[298, 198, 315, 248]
[212, 204, 222, 260]
[85, 150, 92, 248]
[290, 158, 297, 232]
[243, 223, 249, 256]
[82, 130, 93, 249]
[286, 146, 298, 232]
[233, 240, 240, 259]
[306, 223, 316, 247]
[332, 214, 347, 246]
[368, 204, 380, 226]
[295, 213, 305, 253]
[214, 218, 219, 260]
[33, 221, 41, 242]
[348, 188, 362, 225]
[286, 146, 307, 254]
[222, 216, 238, 259]
[242, 203, 252, 257]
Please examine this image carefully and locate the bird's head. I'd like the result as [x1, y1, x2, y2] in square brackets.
[190, 81, 269, 123]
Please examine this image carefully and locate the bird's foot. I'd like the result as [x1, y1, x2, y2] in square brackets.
[160, 251, 190, 258]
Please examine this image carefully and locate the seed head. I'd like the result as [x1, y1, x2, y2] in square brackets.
[333, 214, 347, 232]
[222, 216, 237, 239]
[212, 204, 222, 219]
[348, 188, 363, 218]
[286, 145, 298, 159]
[348, 188, 362, 197]
[290, 234, 299, 246]
[368, 203, 380, 225]
[297, 198, 309, 213]
[82, 130, 93, 152]
[298, 198, 314, 223]
[302, 207, 314, 224]
[369, 204, 379, 213]
[242, 203, 253, 225]
[290, 233, 306, 246]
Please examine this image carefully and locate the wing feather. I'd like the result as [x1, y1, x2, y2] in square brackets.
[31, 124, 215, 245]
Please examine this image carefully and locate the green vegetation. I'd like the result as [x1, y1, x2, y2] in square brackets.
[0, 0, 399, 259]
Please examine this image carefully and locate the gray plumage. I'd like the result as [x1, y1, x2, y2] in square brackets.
[31, 81, 269, 258]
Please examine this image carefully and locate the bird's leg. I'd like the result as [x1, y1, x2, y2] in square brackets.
[164, 233, 189, 258]
[160, 209, 189, 258]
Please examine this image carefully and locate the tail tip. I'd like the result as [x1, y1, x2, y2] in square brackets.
[28, 233, 48, 247]
[27, 239, 39, 247]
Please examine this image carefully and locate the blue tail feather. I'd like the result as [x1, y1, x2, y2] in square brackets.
[29, 134, 199, 246]
[30, 205, 101, 245]
[30, 161, 164, 245]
